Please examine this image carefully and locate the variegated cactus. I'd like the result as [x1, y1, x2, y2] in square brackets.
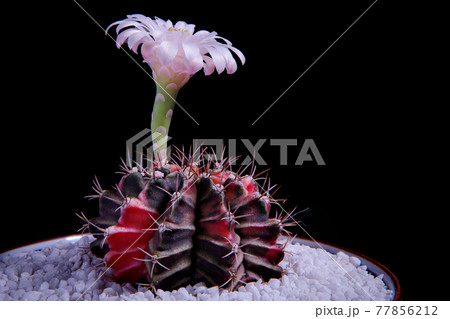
[83, 154, 292, 291]
[80, 13, 297, 292]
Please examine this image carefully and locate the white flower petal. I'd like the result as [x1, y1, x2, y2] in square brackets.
[128, 33, 151, 53]
[214, 45, 238, 74]
[192, 30, 214, 42]
[115, 29, 143, 48]
[229, 46, 246, 65]
[105, 21, 120, 35]
[182, 42, 203, 74]
[203, 56, 215, 76]
[207, 46, 226, 74]
[140, 41, 157, 61]
[174, 21, 195, 34]
[119, 19, 147, 33]
[215, 35, 232, 46]
[156, 41, 179, 65]
[226, 57, 238, 74]
[156, 17, 172, 29]
[112, 20, 140, 33]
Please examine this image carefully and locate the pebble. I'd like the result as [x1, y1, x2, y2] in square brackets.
[39, 282, 49, 291]
[24, 291, 41, 301]
[74, 281, 85, 293]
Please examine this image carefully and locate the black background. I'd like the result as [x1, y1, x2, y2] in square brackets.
[2, 1, 446, 301]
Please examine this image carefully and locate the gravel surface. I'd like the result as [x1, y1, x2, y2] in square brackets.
[0, 236, 393, 301]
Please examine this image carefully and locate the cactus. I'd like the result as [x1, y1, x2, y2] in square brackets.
[83, 154, 289, 291]
[79, 13, 294, 292]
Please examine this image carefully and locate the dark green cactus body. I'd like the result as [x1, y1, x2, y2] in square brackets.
[223, 176, 284, 282]
[193, 175, 245, 290]
[86, 159, 286, 291]
[145, 173, 197, 290]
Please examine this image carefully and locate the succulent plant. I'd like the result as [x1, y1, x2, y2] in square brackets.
[79, 13, 297, 292]
[82, 153, 291, 291]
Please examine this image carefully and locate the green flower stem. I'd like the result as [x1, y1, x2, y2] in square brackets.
[151, 82, 179, 165]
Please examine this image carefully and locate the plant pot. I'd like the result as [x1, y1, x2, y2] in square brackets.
[0, 234, 400, 301]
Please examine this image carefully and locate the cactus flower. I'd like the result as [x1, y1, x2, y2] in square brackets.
[107, 15, 245, 164]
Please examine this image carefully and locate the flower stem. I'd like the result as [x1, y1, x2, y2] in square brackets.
[151, 83, 179, 165]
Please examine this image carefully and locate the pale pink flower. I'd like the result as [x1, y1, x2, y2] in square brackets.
[107, 14, 245, 89]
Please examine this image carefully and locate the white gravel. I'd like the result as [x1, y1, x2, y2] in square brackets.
[0, 236, 393, 301]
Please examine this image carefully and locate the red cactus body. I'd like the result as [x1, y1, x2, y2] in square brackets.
[86, 157, 287, 291]
[105, 199, 158, 282]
